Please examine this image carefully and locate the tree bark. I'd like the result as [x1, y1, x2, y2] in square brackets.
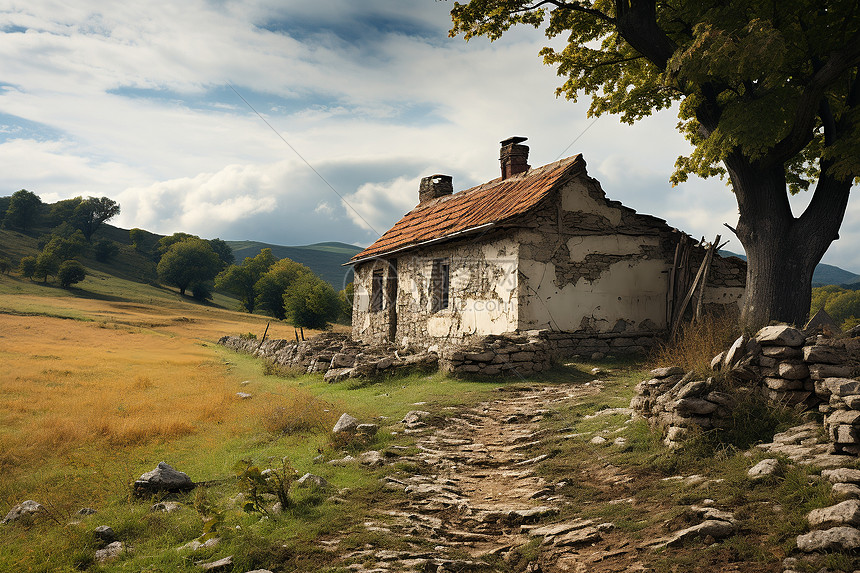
[727, 154, 852, 331]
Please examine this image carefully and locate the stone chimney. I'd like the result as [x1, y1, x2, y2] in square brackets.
[500, 136, 530, 179]
[419, 174, 453, 203]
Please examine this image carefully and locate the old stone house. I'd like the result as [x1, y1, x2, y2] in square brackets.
[348, 137, 745, 355]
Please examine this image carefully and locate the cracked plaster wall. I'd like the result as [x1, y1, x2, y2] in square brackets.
[353, 234, 519, 345]
[516, 175, 742, 333]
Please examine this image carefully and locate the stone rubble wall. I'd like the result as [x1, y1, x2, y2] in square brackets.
[220, 327, 663, 382]
[217, 333, 438, 383]
[631, 324, 860, 451]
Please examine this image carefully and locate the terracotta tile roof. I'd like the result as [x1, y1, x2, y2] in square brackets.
[349, 154, 585, 263]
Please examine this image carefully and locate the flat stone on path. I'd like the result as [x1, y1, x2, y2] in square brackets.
[807, 500, 860, 528]
[748, 459, 780, 480]
[797, 526, 860, 552]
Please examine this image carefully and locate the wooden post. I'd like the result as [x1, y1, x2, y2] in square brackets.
[667, 234, 682, 326]
[694, 235, 720, 323]
[671, 251, 710, 339]
[255, 322, 270, 352]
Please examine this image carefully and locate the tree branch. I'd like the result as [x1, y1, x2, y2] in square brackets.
[614, 0, 677, 70]
[764, 31, 860, 166]
[511, 0, 614, 24]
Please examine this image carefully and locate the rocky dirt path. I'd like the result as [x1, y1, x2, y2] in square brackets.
[343, 381, 655, 573]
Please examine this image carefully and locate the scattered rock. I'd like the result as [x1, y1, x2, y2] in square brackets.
[77, 507, 97, 516]
[589, 436, 607, 445]
[755, 325, 806, 347]
[327, 455, 356, 466]
[95, 541, 124, 563]
[822, 468, 860, 484]
[796, 526, 860, 552]
[179, 538, 220, 552]
[94, 525, 116, 544]
[651, 366, 685, 378]
[748, 458, 780, 480]
[807, 499, 860, 528]
[134, 462, 194, 495]
[197, 555, 233, 571]
[659, 519, 736, 548]
[236, 392, 252, 399]
[332, 413, 359, 434]
[358, 450, 385, 466]
[832, 483, 860, 499]
[356, 423, 379, 437]
[1, 500, 45, 524]
[296, 473, 330, 489]
[151, 501, 182, 513]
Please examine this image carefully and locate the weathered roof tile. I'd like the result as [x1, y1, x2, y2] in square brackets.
[350, 154, 584, 263]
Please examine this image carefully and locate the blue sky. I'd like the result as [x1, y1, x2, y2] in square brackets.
[1, 1, 857, 271]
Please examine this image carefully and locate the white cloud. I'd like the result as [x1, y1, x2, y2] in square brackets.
[0, 1, 856, 272]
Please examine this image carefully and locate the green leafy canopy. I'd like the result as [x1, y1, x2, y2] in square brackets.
[450, 0, 860, 193]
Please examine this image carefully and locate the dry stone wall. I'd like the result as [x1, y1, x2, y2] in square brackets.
[631, 324, 860, 451]
[218, 333, 437, 382]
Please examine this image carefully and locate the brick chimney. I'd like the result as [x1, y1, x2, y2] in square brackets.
[419, 174, 453, 203]
[500, 136, 530, 179]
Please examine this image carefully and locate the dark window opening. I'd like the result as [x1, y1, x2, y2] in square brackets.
[430, 259, 450, 313]
[371, 270, 384, 312]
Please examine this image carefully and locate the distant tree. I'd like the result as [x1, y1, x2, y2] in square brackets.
[0, 257, 11, 275]
[157, 238, 222, 295]
[4, 190, 43, 231]
[0, 196, 12, 226]
[208, 238, 235, 270]
[93, 239, 120, 262]
[73, 196, 120, 241]
[41, 233, 86, 262]
[811, 286, 860, 330]
[254, 258, 314, 320]
[337, 282, 354, 325]
[33, 250, 59, 283]
[283, 274, 341, 329]
[156, 233, 198, 257]
[57, 260, 87, 288]
[48, 197, 83, 227]
[215, 248, 278, 313]
[18, 256, 36, 279]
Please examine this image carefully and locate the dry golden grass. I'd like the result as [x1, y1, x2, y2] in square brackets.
[261, 388, 340, 435]
[0, 295, 334, 476]
[649, 312, 741, 376]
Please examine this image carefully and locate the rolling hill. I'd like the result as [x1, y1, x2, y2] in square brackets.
[719, 250, 860, 287]
[226, 240, 361, 288]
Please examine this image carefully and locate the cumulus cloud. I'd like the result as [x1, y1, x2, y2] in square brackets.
[0, 1, 856, 272]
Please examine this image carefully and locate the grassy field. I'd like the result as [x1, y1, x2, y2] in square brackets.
[0, 270, 509, 572]
[2, 265, 853, 572]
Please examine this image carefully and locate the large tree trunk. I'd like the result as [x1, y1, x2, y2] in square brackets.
[727, 154, 852, 331]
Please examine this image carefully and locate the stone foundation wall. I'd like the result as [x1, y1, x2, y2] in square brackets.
[631, 324, 860, 451]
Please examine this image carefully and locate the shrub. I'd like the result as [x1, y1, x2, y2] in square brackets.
[650, 312, 740, 376]
[18, 255, 36, 279]
[0, 257, 10, 274]
[58, 260, 87, 288]
[191, 282, 213, 301]
[234, 457, 298, 513]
